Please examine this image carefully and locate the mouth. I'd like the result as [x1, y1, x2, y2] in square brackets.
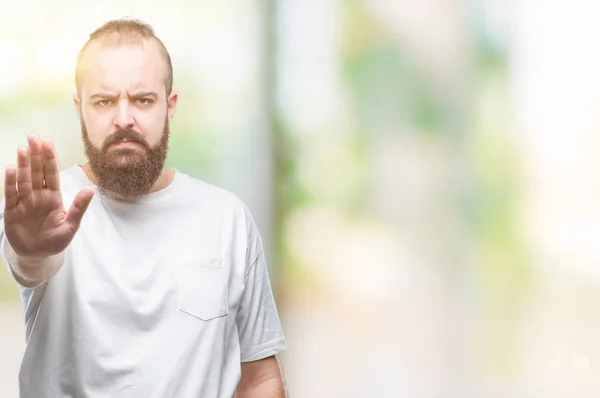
[111, 139, 140, 148]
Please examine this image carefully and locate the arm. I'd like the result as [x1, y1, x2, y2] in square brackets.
[234, 206, 288, 395]
[236, 355, 286, 398]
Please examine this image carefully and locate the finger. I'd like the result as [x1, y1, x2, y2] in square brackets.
[28, 133, 43, 190]
[4, 166, 19, 211]
[65, 187, 95, 232]
[16, 146, 32, 200]
[41, 138, 60, 191]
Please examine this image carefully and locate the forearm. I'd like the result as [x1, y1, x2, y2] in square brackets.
[235, 377, 286, 398]
[3, 236, 64, 286]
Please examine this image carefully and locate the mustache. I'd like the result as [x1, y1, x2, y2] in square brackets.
[102, 129, 150, 150]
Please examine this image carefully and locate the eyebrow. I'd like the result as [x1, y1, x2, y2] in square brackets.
[89, 93, 116, 100]
[130, 91, 158, 99]
[89, 91, 159, 100]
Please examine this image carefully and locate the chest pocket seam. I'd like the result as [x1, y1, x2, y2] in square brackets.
[177, 260, 229, 321]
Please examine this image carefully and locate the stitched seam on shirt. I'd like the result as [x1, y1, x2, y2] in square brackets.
[244, 248, 263, 279]
[240, 337, 286, 358]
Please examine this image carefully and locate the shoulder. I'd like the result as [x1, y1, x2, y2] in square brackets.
[177, 172, 264, 263]
[176, 172, 248, 212]
[58, 165, 93, 192]
[176, 172, 259, 233]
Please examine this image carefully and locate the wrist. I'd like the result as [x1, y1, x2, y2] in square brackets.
[3, 236, 64, 283]
[4, 236, 59, 263]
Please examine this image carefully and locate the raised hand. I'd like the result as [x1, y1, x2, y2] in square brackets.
[3, 134, 95, 259]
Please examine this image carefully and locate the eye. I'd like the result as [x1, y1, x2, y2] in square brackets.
[97, 99, 112, 107]
[136, 98, 153, 105]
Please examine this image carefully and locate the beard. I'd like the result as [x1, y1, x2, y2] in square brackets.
[81, 119, 170, 201]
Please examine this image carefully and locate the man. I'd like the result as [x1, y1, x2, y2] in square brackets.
[0, 18, 287, 397]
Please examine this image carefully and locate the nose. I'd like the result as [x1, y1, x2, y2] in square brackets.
[114, 98, 135, 130]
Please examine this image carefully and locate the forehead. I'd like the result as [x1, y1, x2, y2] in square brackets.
[79, 40, 166, 96]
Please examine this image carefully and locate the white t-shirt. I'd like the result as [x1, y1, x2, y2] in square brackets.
[0, 165, 287, 398]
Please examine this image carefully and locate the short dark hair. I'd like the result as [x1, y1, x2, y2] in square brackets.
[75, 18, 173, 96]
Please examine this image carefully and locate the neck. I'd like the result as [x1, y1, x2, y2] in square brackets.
[80, 163, 175, 198]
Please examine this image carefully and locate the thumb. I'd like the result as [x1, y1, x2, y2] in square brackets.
[65, 187, 95, 232]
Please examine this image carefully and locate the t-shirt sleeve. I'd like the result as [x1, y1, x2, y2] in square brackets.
[235, 208, 287, 362]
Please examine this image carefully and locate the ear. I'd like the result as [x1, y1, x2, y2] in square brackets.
[73, 93, 82, 120]
[167, 91, 178, 121]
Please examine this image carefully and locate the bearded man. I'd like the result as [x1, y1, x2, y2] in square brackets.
[0, 18, 287, 398]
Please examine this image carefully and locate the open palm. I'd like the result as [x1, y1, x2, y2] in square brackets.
[3, 134, 94, 259]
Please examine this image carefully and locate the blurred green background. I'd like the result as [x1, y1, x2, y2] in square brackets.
[2, 0, 600, 397]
